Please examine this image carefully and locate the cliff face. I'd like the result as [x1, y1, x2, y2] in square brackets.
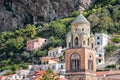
[0, 0, 95, 32]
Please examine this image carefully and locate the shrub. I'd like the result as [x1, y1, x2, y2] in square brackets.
[105, 44, 118, 55]
[4, 71, 15, 75]
[105, 44, 118, 53]
[112, 36, 120, 43]
[105, 64, 116, 69]
[71, 11, 79, 17]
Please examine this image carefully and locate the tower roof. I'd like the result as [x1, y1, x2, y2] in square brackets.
[72, 15, 90, 24]
[72, 6, 90, 24]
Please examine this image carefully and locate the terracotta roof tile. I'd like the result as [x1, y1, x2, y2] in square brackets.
[34, 70, 46, 75]
[0, 76, 6, 80]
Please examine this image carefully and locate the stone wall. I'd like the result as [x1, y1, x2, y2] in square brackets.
[0, 0, 95, 32]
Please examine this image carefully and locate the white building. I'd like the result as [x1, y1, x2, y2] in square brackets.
[48, 47, 65, 58]
[6, 74, 20, 80]
[95, 33, 109, 47]
[40, 62, 65, 76]
[16, 69, 30, 78]
[94, 33, 109, 66]
[39, 47, 66, 77]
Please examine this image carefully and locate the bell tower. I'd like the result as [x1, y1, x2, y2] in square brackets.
[65, 6, 96, 80]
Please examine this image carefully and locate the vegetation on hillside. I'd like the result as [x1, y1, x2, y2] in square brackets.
[0, 0, 120, 71]
[111, 35, 120, 43]
[0, 24, 37, 71]
[105, 44, 119, 56]
[71, 0, 120, 34]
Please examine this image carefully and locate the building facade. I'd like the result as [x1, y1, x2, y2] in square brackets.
[26, 38, 48, 51]
[94, 33, 109, 66]
[95, 33, 109, 47]
[48, 47, 65, 58]
[65, 6, 96, 80]
[40, 62, 66, 76]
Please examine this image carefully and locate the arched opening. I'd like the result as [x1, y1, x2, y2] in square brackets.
[70, 53, 80, 71]
[88, 38, 89, 45]
[91, 43, 94, 48]
[75, 37, 79, 47]
[69, 42, 71, 48]
[88, 55, 93, 70]
[83, 41, 85, 45]
[88, 60, 93, 70]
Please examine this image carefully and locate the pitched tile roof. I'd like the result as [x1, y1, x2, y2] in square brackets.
[34, 70, 46, 75]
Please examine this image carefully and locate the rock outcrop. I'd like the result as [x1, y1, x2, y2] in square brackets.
[0, 0, 95, 32]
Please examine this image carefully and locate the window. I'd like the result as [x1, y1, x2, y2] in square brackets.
[99, 54, 102, 57]
[89, 55, 92, 58]
[99, 60, 101, 63]
[97, 37, 100, 39]
[70, 53, 80, 70]
[45, 40, 46, 42]
[88, 54, 93, 70]
[97, 42, 100, 45]
[52, 65, 55, 69]
[88, 38, 89, 45]
[49, 53, 51, 56]
[75, 37, 79, 46]
[56, 51, 58, 54]
[88, 60, 93, 70]
[53, 52, 55, 57]
[92, 43, 94, 48]
[69, 42, 71, 48]
[82, 28, 84, 31]
[61, 65, 63, 69]
[83, 41, 85, 45]
[75, 28, 77, 31]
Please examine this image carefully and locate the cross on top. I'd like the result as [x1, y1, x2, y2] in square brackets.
[79, 6, 85, 15]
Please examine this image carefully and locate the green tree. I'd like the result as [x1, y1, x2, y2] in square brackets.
[47, 36, 63, 48]
[88, 14, 100, 27]
[112, 36, 120, 43]
[6, 36, 24, 51]
[50, 21, 66, 38]
[24, 24, 37, 39]
[21, 51, 30, 58]
[112, 5, 120, 20]
[36, 49, 47, 57]
[105, 44, 118, 53]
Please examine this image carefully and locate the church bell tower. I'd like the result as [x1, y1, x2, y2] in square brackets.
[65, 6, 96, 80]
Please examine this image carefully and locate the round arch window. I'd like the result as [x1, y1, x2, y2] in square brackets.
[88, 54, 93, 70]
[70, 53, 80, 70]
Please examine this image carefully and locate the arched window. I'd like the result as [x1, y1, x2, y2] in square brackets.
[75, 37, 79, 46]
[83, 41, 85, 45]
[88, 54, 93, 70]
[70, 53, 80, 70]
[88, 60, 93, 70]
[88, 38, 89, 45]
[69, 42, 71, 48]
[91, 43, 94, 48]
